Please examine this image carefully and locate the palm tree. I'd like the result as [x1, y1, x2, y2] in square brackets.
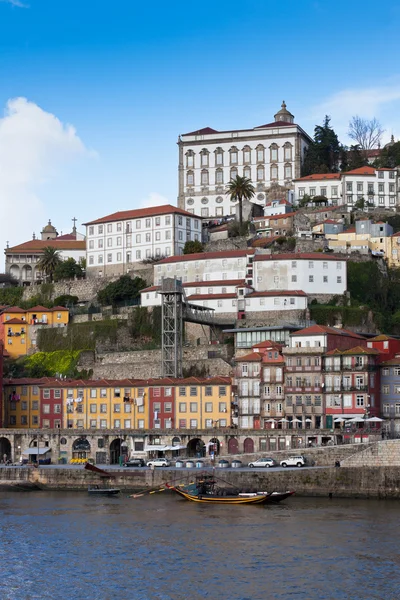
[37, 247, 62, 282]
[226, 175, 255, 227]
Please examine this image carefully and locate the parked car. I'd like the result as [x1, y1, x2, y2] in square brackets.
[248, 457, 276, 468]
[124, 458, 146, 468]
[280, 456, 306, 468]
[146, 458, 170, 468]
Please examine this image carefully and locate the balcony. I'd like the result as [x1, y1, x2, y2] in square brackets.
[285, 386, 322, 393]
[325, 386, 368, 392]
[261, 393, 284, 400]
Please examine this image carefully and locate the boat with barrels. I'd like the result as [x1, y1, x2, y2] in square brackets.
[166, 475, 294, 505]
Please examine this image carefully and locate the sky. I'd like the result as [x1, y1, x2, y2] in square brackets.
[1, 0, 400, 262]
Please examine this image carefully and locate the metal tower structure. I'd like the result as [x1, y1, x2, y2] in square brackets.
[159, 277, 183, 378]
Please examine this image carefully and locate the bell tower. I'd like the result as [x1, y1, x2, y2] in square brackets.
[274, 101, 294, 124]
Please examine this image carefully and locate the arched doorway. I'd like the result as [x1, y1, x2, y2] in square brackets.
[209, 438, 220, 456]
[243, 438, 254, 453]
[22, 264, 33, 282]
[72, 437, 90, 460]
[110, 439, 123, 464]
[228, 438, 239, 454]
[187, 438, 205, 458]
[0, 438, 12, 462]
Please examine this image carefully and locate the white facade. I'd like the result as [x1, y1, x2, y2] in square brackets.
[253, 255, 347, 295]
[294, 167, 399, 209]
[263, 199, 293, 216]
[84, 205, 202, 277]
[178, 102, 311, 218]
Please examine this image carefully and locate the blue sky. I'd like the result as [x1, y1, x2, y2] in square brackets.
[1, 0, 400, 258]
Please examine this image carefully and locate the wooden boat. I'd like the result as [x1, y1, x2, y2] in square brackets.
[88, 485, 121, 496]
[166, 475, 294, 505]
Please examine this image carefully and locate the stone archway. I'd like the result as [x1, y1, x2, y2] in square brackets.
[209, 438, 220, 456]
[243, 438, 254, 453]
[0, 437, 12, 462]
[187, 438, 205, 458]
[228, 438, 239, 454]
[72, 437, 91, 459]
[110, 439, 126, 464]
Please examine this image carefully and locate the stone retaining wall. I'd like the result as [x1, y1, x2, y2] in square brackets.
[341, 440, 400, 467]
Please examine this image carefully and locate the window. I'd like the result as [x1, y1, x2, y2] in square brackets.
[205, 402, 213, 412]
[43, 390, 50, 399]
[190, 402, 198, 412]
[383, 385, 389, 394]
[98, 239, 103, 248]
[270, 165, 278, 180]
[291, 275, 297, 282]
[284, 164, 292, 179]
[205, 386, 212, 396]
[89, 226, 94, 235]
[43, 404, 50, 414]
[98, 225, 103, 234]
[201, 170, 209, 185]
[179, 402, 187, 412]
[100, 404, 107, 413]
[107, 253, 112, 263]
[219, 402, 227, 412]
[257, 146, 265, 162]
[201, 151, 209, 167]
[190, 419, 198, 429]
[323, 276, 328, 283]
[219, 386, 226, 396]
[309, 275, 314, 283]
[190, 386, 197, 396]
[257, 166, 264, 181]
[32, 401, 38, 410]
[356, 395, 364, 407]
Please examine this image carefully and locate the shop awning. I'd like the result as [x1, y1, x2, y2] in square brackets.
[22, 448, 51, 455]
[144, 445, 169, 452]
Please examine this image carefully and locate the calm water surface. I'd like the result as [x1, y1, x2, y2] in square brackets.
[0, 491, 399, 600]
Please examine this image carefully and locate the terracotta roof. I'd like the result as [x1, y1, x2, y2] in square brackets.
[51, 306, 68, 311]
[56, 233, 78, 240]
[7, 239, 86, 253]
[381, 357, 400, 366]
[323, 219, 341, 224]
[294, 173, 341, 181]
[254, 212, 296, 223]
[5, 318, 26, 325]
[27, 305, 51, 312]
[344, 166, 375, 176]
[252, 340, 283, 350]
[235, 352, 262, 362]
[251, 236, 278, 248]
[341, 346, 379, 355]
[141, 279, 246, 293]
[254, 252, 343, 262]
[187, 293, 236, 300]
[368, 334, 395, 342]
[2, 307, 26, 314]
[158, 249, 255, 264]
[324, 348, 344, 356]
[291, 325, 365, 338]
[255, 121, 296, 129]
[83, 204, 200, 226]
[264, 199, 292, 207]
[248, 290, 307, 297]
[182, 127, 219, 136]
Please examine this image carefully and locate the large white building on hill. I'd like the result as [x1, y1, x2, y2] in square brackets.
[83, 205, 202, 277]
[177, 102, 312, 218]
[141, 250, 347, 317]
[294, 166, 399, 209]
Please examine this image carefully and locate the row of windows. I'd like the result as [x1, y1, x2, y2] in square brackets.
[177, 402, 227, 412]
[177, 418, 228, 428]
[186, 144, 293, 168]
[67, 419, 146, 429]
[346, 195, 396, 205]
[67, 403, 145, 414]
[382, 384, 400, 394]
[88, 216, 199, 236]
[89, 229, 184, 249]
[187, 164, 292, 187]
[286, 395, 322, 406]
[89, 246, 173, 265]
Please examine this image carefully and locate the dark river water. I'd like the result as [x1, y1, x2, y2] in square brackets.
[0, 491, 399, 600]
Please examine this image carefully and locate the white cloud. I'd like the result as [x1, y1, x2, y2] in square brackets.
[138, 192, 171, 208]
[0, 0, 29, 7]
[308, 82, 400, 144]
[0, 97, 90, 266]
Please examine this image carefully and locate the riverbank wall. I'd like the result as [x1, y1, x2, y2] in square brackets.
[2, 465, 400, 498]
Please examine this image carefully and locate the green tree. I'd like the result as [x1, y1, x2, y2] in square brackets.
[183, 240, 203, 254]
[53, 294, 79, 307]
[375, 140, 400, 168]
[312, 195, 328, 205]
[354, 197, 366, 211]
[344, 145, 368, 171]
[53, 257, 85, 281]
[302, 116, 341, 175]
[37, 247, 62, 282]
[226, 175, 255, 226]
[97, 275, 147, 306]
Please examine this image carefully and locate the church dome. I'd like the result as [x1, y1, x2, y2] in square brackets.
[274, 101, 294, 124]
[42, 220, 57, 233]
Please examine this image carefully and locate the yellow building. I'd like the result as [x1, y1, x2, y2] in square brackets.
[0, 305, 69, 357]
[174, 378, 232, 430]
[386, 232, 400, 268]
[3, 378, 52, 428]
[59, 380, 150, 430]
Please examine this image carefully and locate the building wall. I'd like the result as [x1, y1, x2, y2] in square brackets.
[178, 122, 310, 217]
[3, 383, 41, 428]
[86, 212, 201, 276]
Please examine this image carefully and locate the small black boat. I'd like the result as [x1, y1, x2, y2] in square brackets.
[88, 485, 120, 496]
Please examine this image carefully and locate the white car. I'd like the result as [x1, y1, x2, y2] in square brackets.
[146, 458, 170, 467]
[248, 457, 276, 468]
[280, 456, 306, 468]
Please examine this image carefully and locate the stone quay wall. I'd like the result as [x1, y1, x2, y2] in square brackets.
[341, 439, 400, 467]
[3, 465, 400, 498]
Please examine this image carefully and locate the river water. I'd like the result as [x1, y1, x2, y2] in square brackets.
[0, 491, 399, 600]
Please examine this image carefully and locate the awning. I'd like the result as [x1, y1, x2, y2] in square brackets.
[22, 447, 51, 455]
[144, 445, 169, 452]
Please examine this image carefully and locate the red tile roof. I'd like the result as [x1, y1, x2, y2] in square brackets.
[4, 376, 232, 387]
[27, 305, 51, 312]
[235, 352, 262, 362]
[187, 293, 236, 300]
[56, 233, 78, 240]
[182, 127, 219, 136]
[368, 334, 395, 342]
[158, 249, 255, 264]
[291, 325, 365, 338]
[252, 340, 283, 350]
[7, 239, 86, 253]
[344, 166, 375, 176]
[5, 318, 26, 325]
[83, 204, 200, 226]
[381, 357, 400, 366]
[248, 290, 307, 297]
[51, 306, 68, 311]
[255, 121, 296, 128]
[141, 280, 246, 293]
[294, 173, 341, 181]
[2, 307, 26, 314]
[341, 346, 379, 355]
[254, 252, 343, 262]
